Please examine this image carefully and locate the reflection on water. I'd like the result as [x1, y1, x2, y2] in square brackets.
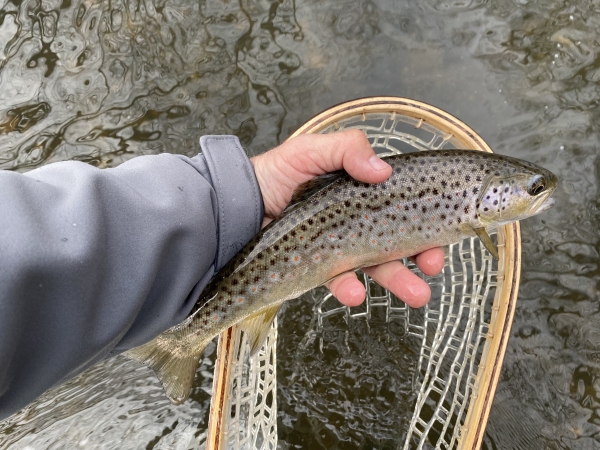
[0, 0, 599, 448]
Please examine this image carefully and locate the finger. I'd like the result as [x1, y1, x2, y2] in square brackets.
[325, 271, 366, 307]
[410, 247, 446, 276]
[283, 130, 392, 184]
[362, 260, 431, 308]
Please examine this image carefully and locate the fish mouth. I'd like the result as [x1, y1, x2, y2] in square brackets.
[530, 194, 556, 215]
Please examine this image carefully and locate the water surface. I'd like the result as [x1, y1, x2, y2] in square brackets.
[0, 0, 598, 448]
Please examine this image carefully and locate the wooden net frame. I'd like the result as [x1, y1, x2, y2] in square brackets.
[206, 97, 521, 450]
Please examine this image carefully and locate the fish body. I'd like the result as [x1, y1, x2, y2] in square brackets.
[127, 149, 557, 404]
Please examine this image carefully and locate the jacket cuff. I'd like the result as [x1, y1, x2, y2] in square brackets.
[200, 135, 264, 271]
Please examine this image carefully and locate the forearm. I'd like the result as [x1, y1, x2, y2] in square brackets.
[0, 136, 262, 420]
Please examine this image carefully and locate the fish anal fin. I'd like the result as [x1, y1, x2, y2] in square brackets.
[125, 331, 208, 405]
[239, 304, 282, 356]
[472, 227, 499, 260]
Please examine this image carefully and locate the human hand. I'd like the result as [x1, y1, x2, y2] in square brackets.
[250, 130, 445, 308]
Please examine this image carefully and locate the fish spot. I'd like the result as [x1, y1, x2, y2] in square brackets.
[422, 206, 427, 213]
[473, 187, 479, 194]
[464, 206, 470, 213]
[320, 217, 326, 223]
[308, 219, 314, 225]
[237, 297, 244, 303]
[417, 226, 422, 231]
[504, 187, 509, 193]
[484, 207, 489, 211]
[412, 203, 418, 209]
[454, 204, 459, 210]
[493, 200, 498, 205]
[465, 175, 471, 181]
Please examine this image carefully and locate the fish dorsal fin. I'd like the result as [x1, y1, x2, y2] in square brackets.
[283, 170, 347, 213]
[239, 304, 282, 356]
[125, 320, 211, 405]
[472, 227, 499, 260]
[235, 171, 350, 272]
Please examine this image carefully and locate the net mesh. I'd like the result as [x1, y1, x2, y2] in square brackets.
[216, 112, 502, 449]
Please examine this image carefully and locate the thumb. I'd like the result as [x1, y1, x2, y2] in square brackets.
[283, 129, 392, 183]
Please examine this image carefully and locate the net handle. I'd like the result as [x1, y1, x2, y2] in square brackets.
[206, 96, 521, 450]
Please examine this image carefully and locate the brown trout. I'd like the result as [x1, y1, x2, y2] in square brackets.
[127, 149, 557, 404]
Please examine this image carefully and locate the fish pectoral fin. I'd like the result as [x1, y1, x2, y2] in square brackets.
[239, 304, 282, 356]
[125, 329, 208, 405]
[472, 227, 499, 260]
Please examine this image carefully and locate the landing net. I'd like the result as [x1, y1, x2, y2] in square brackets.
[207, 98, 520, 450]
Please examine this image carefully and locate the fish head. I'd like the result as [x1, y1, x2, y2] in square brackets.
[475, 160, 558, 227]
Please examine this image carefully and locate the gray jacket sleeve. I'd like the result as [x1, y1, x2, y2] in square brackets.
[0, 135, 263, 421]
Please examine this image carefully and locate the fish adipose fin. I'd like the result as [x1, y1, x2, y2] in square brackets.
[125, 329, 209, 405]
[472, 227, 499, 260]
[239, 304, 282, 356]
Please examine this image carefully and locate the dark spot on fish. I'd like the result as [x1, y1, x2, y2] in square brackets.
[391, 215, 396, 220]
[450, 169, 456, 175]
[493, 200, 498, 205]
[359, 223, 364, 228]
[493, 188, 498, 193]
[476, 176, 481, 181]
[409, 166, 414, 171]
[402, 216, 407, 221]
[445, 204, 450, 209]
[413, 203, 418, 209]
[308, 219, 314, 225]
[227, 300, 232, 305]
[361, 192, 368, 198]
[356, 202, 362, 209]
[422, 206, 427, 213]
[392, 180, 397, 186]
[441, 214, 446, 219]
[407, 187, 412, 192]
[417, 226, 422, 231]
[377, 231, 384, 237]
[436, 228, 440, 232]
[484, 207, 489, 211]
[464, 206, 469, 213]
[418, 191, 425, 198]
[433, 188, 439, 195]
[336, 209, 341, 214]
[328, 213, 334, 219]
[400, 193, 406, 199]
[473, 187, 479, 194]
[441, 181, 447, 187]
[257, 253, 264, 259]
[448, 220, 453, 225]
[454, 204, 459, 210]
[368, 225, 374, 232]
[420, 176, 425, 182]
[344, 200, 351, 207]
[350, 214, 356, 219]
[232, 279, 239, 285]
[463, 190, 468, 198]
[301, 225, 307, 231]
[320, 217, 326, 223]
[404, 205, 410, 211]
[290, 230, 296, 236]
[353, 181, 360, 187]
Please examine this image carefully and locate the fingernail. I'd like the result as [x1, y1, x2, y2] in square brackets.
[369, 155, 391, 171]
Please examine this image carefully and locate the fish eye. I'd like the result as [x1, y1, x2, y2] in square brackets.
[527, 175, 546, 196]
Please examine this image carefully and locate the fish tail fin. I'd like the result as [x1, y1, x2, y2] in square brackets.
[125, 328, 209, 405]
